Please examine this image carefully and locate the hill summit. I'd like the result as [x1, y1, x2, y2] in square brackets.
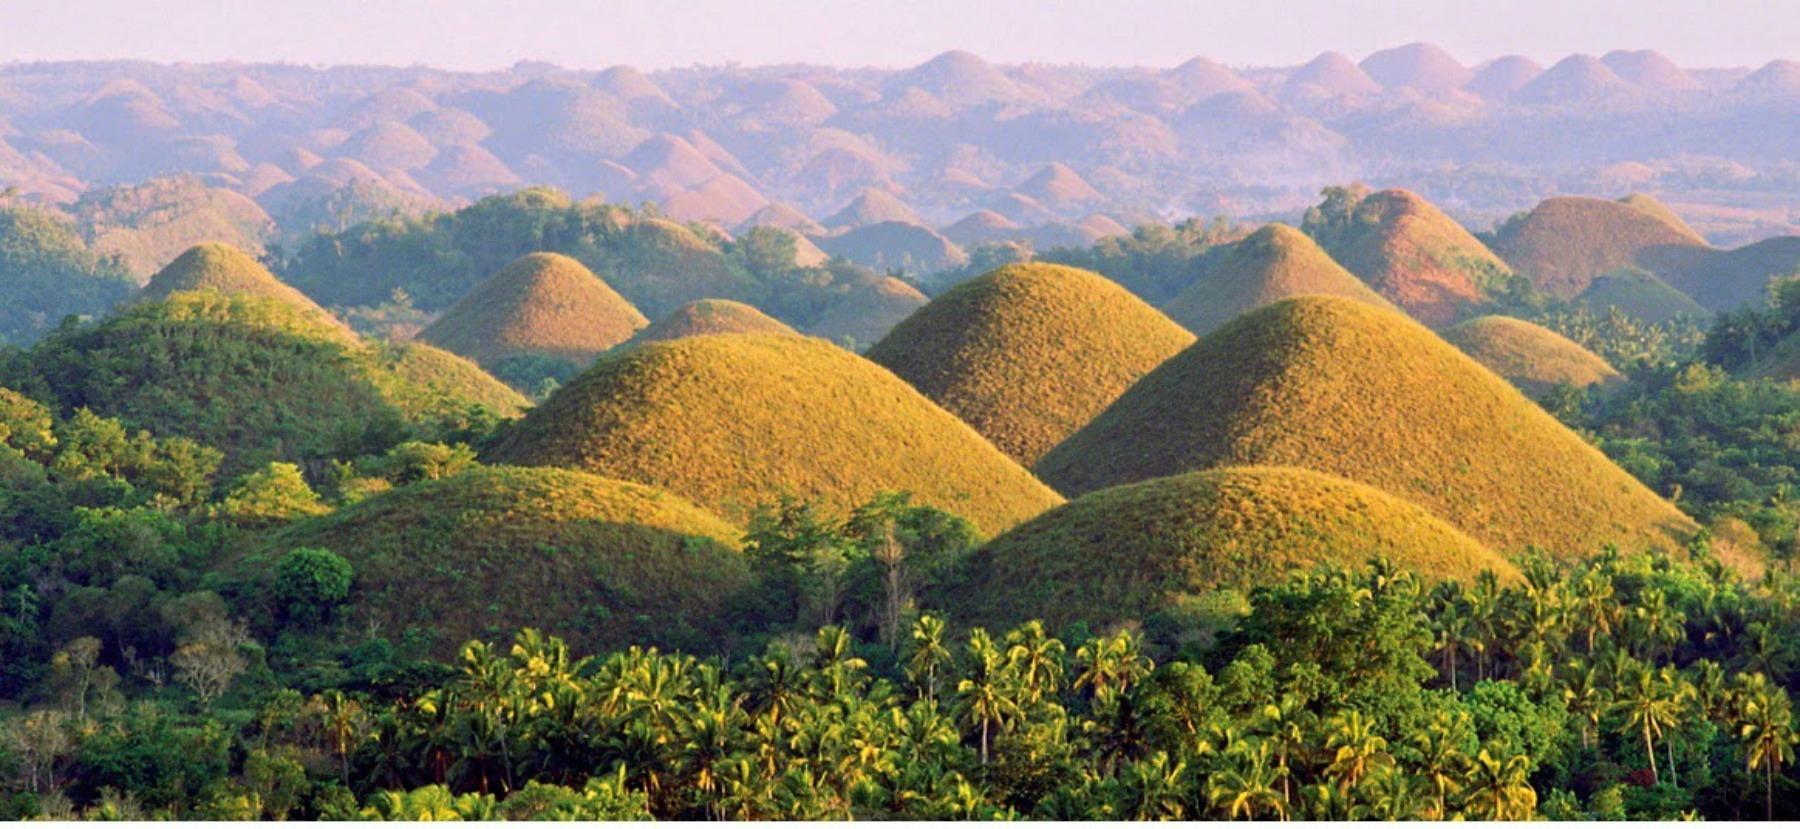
[418, 252, 648, 370]
[1162, 223, 1392, 336]
[1306, 188, 1512, 326]
[485, 333, 1063, 535]
[1441, 315, 1622, 397]
[1035, 295, 1695, 555]
[866, 263, 1194, 464]
[139, 243, 336, 323]
[627, 298, 796, 345]
[1492, 195, 1708, 297]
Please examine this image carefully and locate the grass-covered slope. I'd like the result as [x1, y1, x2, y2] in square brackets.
[807, 276, 930, 348]
[485, 333, 1063, 535]
[417, 252, 648, 369]
[1162, 223, 1393, 335]
[627, 298, 796, 346]
[1491, 195, 1710, 298]
[944, 466, 1518, 631]
[138, 242, 337, 323]
[0, 206, 134, 346]
[258, 466, 751, 656]
[1618, 193, 1707, 245]
[1575, 267, 1710, 323]
[866, 263, 1194, 464]
[17, 291, 524, 474]
[1442, 315, 1622, 398]
[1310, 189, 1510, 326]
[1035, 296, 1696, 556]
[1640, 236, 1800, 314]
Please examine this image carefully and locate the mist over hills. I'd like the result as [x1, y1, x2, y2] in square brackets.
[0, 43, 1796, 256]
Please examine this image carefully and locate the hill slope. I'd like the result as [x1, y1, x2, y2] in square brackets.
[417, 252, 648, 369]
[944, 465, 1518, 631]
[1308, 189, 1511, 326]
[485, 333, 1063, 534]
[1441, 315, 1622, 397]
[1035, 296, 1695, 555]
[807, 276, 932, 347]
[1491, 195, 1709, 297]
[1574, 268, 1709, 323]
[1162, 223, 1393, 336]
[626, 298, 796, 346]
[139, 243, 335, 322]
[866, 263, 1194, 464]
[260, 466, 750, 657]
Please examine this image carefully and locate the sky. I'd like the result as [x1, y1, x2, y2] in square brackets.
[0, 0, 1795, 71]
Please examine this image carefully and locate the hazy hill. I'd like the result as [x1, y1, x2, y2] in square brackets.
[1162, 223, 1393, 335]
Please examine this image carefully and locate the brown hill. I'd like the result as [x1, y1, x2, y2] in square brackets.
[139, 243, 335, 322]
[824, 187, 923, 228]
[891, 50, 1024, 108]
[485, 333, 1063, 534]
[737, 202, 826, 236]
[1466, 55, 1545, 98]
[814, 221, 967, 275]
[1359, 42, 1472, 92]
[417, 252, 648, 370]
[808, 276, 932, 346]
[1163, 223, 1393, 335]
[1736, 59, 1800, 98]
[943, 209, 1023, 247]
[340, 121, 438, 170]
[662, 174, 770, 226]
[1575, 268, 1710, 323]
[1640, 236, 1800, 313]
[1602, 50, 1701, 92]
[1617, 193, 1707, 244]
[1309, 188, 1511, 325]
[1284, 51, 1382, 97]
[627, 299, 796, 346]
[1018, 162, 1104, 210]
[1515, 55, 1634, 105]
[866, 262, 1194, 464]
[624, 134, 724, 192]
[1491, 195, 1711, 297]
[1164, 57, 1255, 98]
[1442, 315, 1623, 397]
[1035, 296, 1696, 556]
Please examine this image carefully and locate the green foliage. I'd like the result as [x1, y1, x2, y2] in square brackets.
[1035, 216, 1236, 305]
[1442, 315, 1621, 398]
[0, 207, 133, 347]
[273, 548, 354, 626]
[220, 462, 329, 523]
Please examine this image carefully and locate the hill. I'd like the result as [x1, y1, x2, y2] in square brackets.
[866, 263, 1194, 464]
[1575, 267, 1710, 323]
[1018, 163, 1104, 211]
[626, 298, 796, 345]
[942, 210, 1023, 247]
[1284, 51, 1382, 97]
[138, 243, 336, 322]
[1306, 188, 1510, 326]
[259, 466, 751, 657]
[813, 221, 967, 275]
[18, 290, 525, 475]
[1491, 195, 1710, 297]
[1162, 223, 1393, 335]
[824, 188, 923, 228]
[1616, 193, 1708, 244]
[1358, 42, 1472, 92]
[807, 276, 931, 347]
[70, 177, 276, 279]
[1034, 296, 1696, 556]
[943, 466, 1518, 631]
[1638, 236, 1800, 313]
[1441, 315, 1622, 397]
[484, 333, 1063, 535]
[1466, 55, 1544, 98]
[0, 206, 135, 346]
[417, 252, 648, 371]
[1601, 50, 1700, 92]
[1515, 55, 1634, 105]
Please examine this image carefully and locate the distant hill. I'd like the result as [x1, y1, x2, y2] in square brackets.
[262, 466, 751, 657]
[1035, 296, 1696, 556]
[626, 298, 796, 346]
[138, 242, 337, 324]
[417, 252, 647, 371]
[1466, 55, 1545, 98]
[1602, 50, 1701, 92]
[807, 276, 932, 347]
[1284, 51, 1382, 97]
[814, 221, 967, 275]
[1442, 315, 1622, 398]
[1491, 195, 1709, 297]
[943, 465, 1518, 631]
[1306, 188, 1510, 326]
[866, 263, 1193, 464]
[824, 188, 923, 228]
[1575, 268, 1709, 323]
[1359, 42, 1472, 92]
[1163, 223, 1392, 335]
[1637, 236, 1800, 313]
[485, 333, 1063, 535]
[0, 206, 134, 346]
[70, 177, 275, 280]
[1515, 55, 1635, 105]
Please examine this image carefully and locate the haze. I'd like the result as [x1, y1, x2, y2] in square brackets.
[2, 0, 1795, 70]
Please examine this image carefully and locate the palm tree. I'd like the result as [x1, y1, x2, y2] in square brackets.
[1613, 660, 1680, 786]
[1570, 568, 1619, 654]
[954, 629, 1021, 764]
[1255, 697, 1310, 805]
[1430, 591, 1472, 692]
[1360, 765, 1429, 820]
[1206, 738, 1288, 820]
[1073, 630, 1152, 705]
[1561, 659, 1612, 750]
[1631, 587, 1687, 662]
[1116, 751, 1188, 819]
[1323, 710, 1391, 792]
[1464, 747, 1536, 819]
[1733, 672, 1797, 819]
[315, 690, 368, 786]
[1410, 710, 1470, 819]
[904, 615, 953, 704]
[1002, 621, 1066, 703]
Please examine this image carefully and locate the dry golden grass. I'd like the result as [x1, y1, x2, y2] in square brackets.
[867, 262, 1194, 464]
[627, 298, 796, 346]
[1313, 189, 1510, 326]
[944, 465, 1519, 631]
[1035, 296, 1697, 557]
[1442, 315, 1622, 398]
[485, 332, 1063, 535]
[418, 252, 648, 369]
[138, 243, 341, 327]
[1163, 223, 1394, 335]
[257, 465, 750, 657]
[1492, 195, 1709, 298]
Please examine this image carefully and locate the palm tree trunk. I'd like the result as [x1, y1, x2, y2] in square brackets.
[1644, 723, 1659, 785]
[1768, 757, 1776, 821]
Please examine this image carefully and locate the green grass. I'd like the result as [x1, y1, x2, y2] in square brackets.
[1492, 195, 1709, 298]
[255, 465, 751, 657]
[806, 276, 930, 348]
[139, 243, 339, 326]
[1163, 223, 1393, 335]
[867, 262, 1193, 464]
[1442, 315, 1622, 398]
[942, 465, 1519, 631]
[1308, 189, 1511, 326]
[485, 332, 1063, 536]
[626, 298, 795, 346]
[1035, 295, 1697, 557]
[418, 252, 648, 369]
[1575, 267, 1710, 323]
[1639, 236, 1800, 313]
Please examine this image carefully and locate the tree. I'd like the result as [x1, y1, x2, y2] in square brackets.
[1206, 738, 1288, 820]
[1464, 746, 1536, 819]
[1003, 621, 1066, 704]
[904, 615, 953, 704]
[1, 709, 70, 793]
[49, 636, 116, 720]
[220, 462, 328, 523]
[273, 547, 354, 625]
[1323, 710, 1392, 792]
[170, 613, 252, 707]
[1612, 660, 1682, 786]
[1733, 672, 1797, 820]
[955, 629, 1021, 764]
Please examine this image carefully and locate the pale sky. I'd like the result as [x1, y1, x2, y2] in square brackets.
[0, 0, 1795, 70]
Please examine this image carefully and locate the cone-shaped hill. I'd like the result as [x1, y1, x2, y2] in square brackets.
[22, 290, 526, 475]
[1618, 193, 1706, 243]
[625, 299, 796, 346]
[485, 333, 1064, 535]
[1035, 296, 1696, 556]
[807, 276, 932, 347]
[139, 243, 339, 325]
[1575, 268, 1709, 323]
[1491, 195, 1709, 297]
[257, 466, 751, 657]
[941, 466, 1519, 631]
[1442, 316, 1622, 398]
[866, 263, 1195, 465]
[1308, 189, 1511, 326]
[1162, 223, 1393, 336]
[417, 252, 648, 371]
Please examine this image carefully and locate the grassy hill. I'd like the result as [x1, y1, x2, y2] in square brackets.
[417, 252, 648, 370]
[1575, 267, 1710, 323]
[256, 465, 751, 657]
[15, 290, 524, 475]
[1035, 296, 1696, 556]
[943, 465, 1518, 631]
[1638, 236, 1800, 313]
[1442, 315, 1622, 398]
[485, 332, 1063, 535]
[138, 242, 338, 323]
[0, 206, 134, 346]
[1491, 195, 1710, 298]
[866, 263, 1194, 464]
[70, 176, 275, 280]
[1162, 223, 1393, 335]
[1306, 189, 1510, 326]
[627, 298, 796, 346]
[1618, 193, 1707, 244]
[807, 276, 930, 348]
